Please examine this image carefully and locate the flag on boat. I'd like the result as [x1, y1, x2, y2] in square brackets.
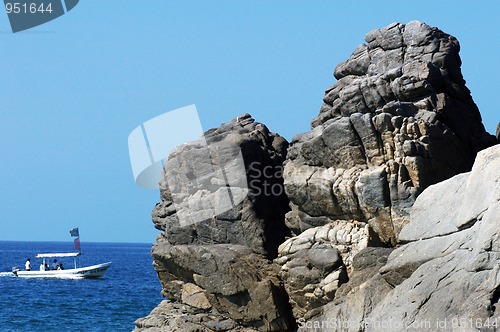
[74, 237, 81, 252]
[69, 228, 79, 237]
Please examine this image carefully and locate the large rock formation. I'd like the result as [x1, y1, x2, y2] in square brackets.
[152, 113, 290, 259]
[284, 20, 496, 245]
[136, 21, 498, 332]
[304, 144, 500, 332]
[136, 115, 295, 331]
[276, 19, 497, 319]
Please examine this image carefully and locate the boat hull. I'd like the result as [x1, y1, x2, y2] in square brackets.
[14, 262, 112, 279]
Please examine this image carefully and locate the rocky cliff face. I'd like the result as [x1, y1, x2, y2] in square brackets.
[303, 144, 500, 331]
[135, 115, 295, 331]
[151, 113, 290, 260]
[135, 21, 498, 332]
[284, 20, 496, 246]
[278, 20, 497, 319]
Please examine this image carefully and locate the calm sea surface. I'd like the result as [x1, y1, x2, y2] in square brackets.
[0, 241, 162, 332]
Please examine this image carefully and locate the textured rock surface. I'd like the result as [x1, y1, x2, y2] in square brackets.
[284, 20, 497, 245]
[137, 115, 295, 331]
[137, 21, 499, 332]
[275, 220, 373, 317]
[298, 247, 393, 331]
[153, 113, 290, 259]
[303, 145, 500, 331]
[152, 240, 293, 330]
[181, 283, 212, 310]
[134, 300, 259, 332]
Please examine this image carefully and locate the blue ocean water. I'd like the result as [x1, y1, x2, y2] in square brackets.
[0, 241, 162, 332]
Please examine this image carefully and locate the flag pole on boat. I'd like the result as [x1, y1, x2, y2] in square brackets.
[70, 227, 80, 268]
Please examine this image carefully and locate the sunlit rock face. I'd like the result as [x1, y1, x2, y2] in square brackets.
[305, 144, 500, 332]
[136, 21, 498, 332]
[141, 115, 295, 331]
[284, 20, 497, 245]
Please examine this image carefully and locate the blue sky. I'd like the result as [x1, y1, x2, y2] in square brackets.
[0, 1, 498, 243]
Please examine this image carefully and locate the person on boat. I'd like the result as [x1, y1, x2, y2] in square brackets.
[57, 263, 64, 270]
[40, 262, 45, 271]
[25, 258, 31, 271]
[52, 259, 58, 270]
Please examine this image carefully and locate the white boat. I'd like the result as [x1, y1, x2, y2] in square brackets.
[13, 252, 112, 279]
[12, 228, 111, 279]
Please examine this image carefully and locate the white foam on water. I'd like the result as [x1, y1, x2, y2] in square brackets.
[0, 272, 15, 277]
